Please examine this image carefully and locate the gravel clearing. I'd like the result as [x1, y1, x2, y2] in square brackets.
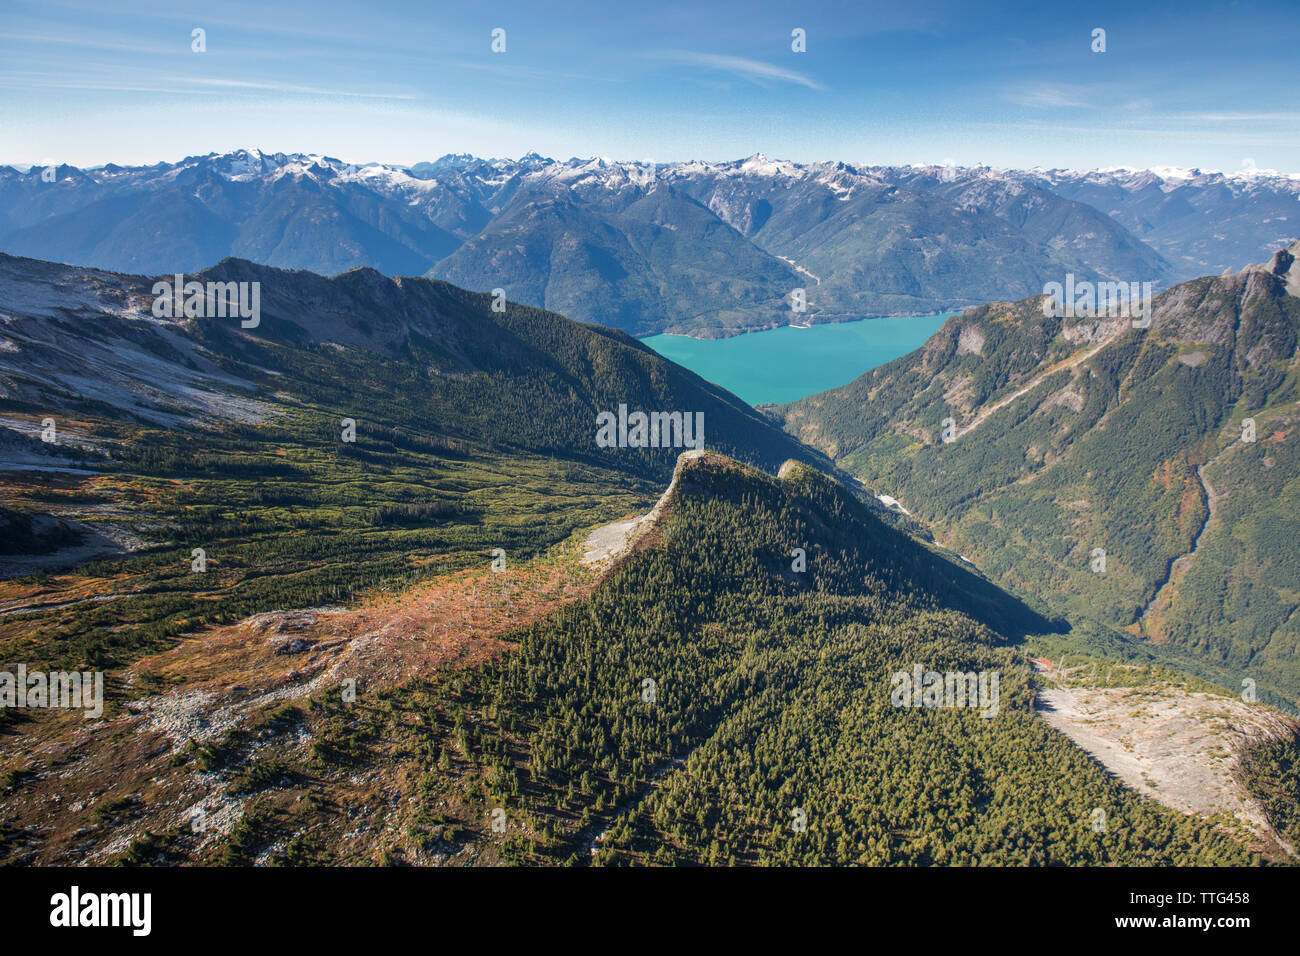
[581, 449, 702, 564]
[1037, 683, 1298, 854]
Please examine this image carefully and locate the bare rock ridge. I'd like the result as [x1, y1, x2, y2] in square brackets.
[1242, 238, 1300, 297]
[581, 449, 706, 564]
[1268, 239, 1298, 297]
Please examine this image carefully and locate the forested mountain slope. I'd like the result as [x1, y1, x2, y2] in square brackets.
[777, 243, 1300, 701]
[0, 252, 821, 673]
[3, 451, 1276, 865]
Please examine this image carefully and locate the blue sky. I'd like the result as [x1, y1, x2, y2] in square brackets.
[2, 0, 1297, 172]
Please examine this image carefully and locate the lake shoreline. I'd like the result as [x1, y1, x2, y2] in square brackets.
[643, 312, 955, 406]
[636, 310, 967, 342]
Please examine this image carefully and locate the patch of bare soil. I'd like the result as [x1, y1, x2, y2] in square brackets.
[581, 449, 702, 565]
[1036, 684, 1298, 858]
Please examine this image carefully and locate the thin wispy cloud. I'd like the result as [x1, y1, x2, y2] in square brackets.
[448, 60, 609, 84]
[185, 77, 417, 100]
[650, 51, 826, 91]
[0, 30, 173, 56]
[0, 69, 416, 100]
[2, 79, 224, 96]
[1171, 111, 1300, 123]
[1004, 83, 1097, 109]
[970, 120, 1300, 148]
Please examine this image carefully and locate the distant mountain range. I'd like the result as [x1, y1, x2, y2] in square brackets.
[4, 150, 1295, 337]
[1016, 166, 1300, 278]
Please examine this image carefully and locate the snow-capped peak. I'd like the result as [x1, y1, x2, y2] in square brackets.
[737, 153, 804, 178]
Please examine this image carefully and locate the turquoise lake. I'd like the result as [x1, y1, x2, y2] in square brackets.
[642, 314, 953, 406]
